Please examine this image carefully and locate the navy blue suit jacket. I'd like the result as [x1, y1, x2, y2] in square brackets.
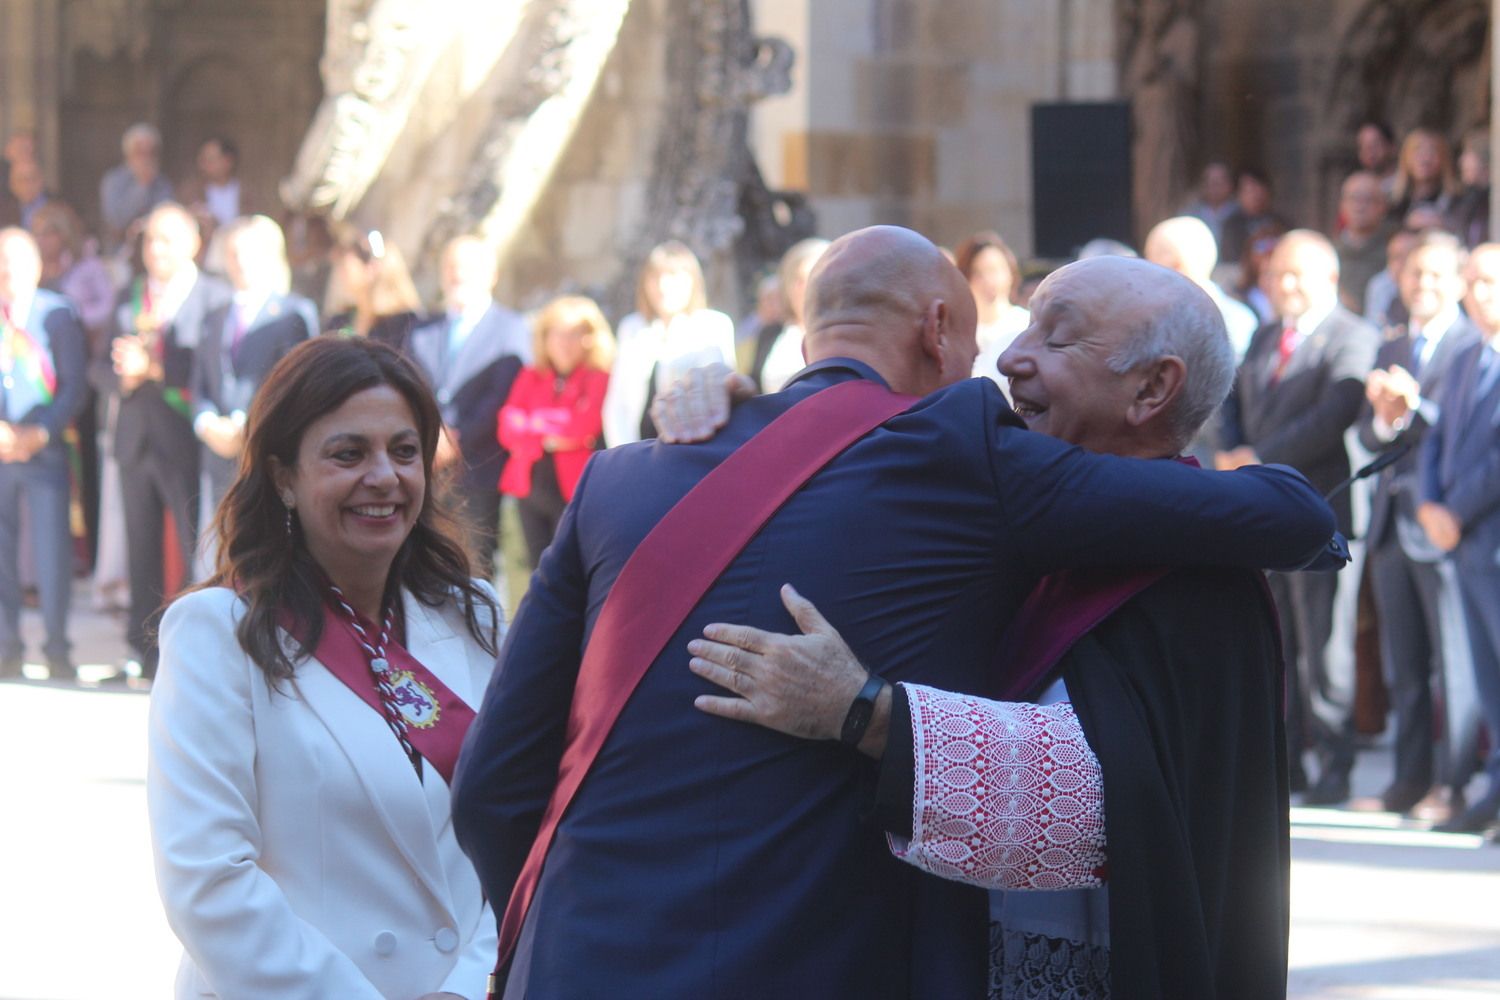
[2, 289, 88, 447]
[1423, 339, 1500, 561]
[453, 360, 1335, 1000]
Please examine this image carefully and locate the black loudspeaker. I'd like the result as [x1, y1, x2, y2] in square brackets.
[1031, 102, 1133, 258]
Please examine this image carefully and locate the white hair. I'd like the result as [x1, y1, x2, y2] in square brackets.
[121, 123, 161, 155]
[1145, 216, 1219, 283]
[1106, 281, 1235, 450]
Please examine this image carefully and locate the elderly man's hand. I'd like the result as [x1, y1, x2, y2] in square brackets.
[652, 362, 757, 443]
[688, 584, 877, 747]
[1417, 501, 1461, 552]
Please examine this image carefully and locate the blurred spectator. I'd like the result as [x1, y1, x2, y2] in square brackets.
[1420, 241, 1500, 834]
[6, 160, 54, 230]
[1360, 231, 1479, 822]
[746, 237, 829, 394]
[1390, 128, 1457, 222]
[31, 200, 117, 567]
[954, 231, 1029, 386]
[179, 136, 248, 250]
[1180, 160, 1237, 245]
[603, 240, 735, 445]
[283, 211, 333, 305]
[1220, 168, 1289, 265]
[499, 296, 613, 568]
[1235, 219, 1290, 323]
[1144, 215, 1258, 360]
[1336, 171, 1398, 314]
[323, 227, 421, 351]
[1364, 229, 1419, 330]
[1075, 237, 1137, 259]
[1219, 231, 1380, 804]
[0, 227, 88, 680]
[191, 216, 316, 516]
[1449, 128, 1490, 248]
[407, 235, 528, 577]
[1356, 121, 1399, 199]
[734, 271, 782, 374]
[93, 203, 231, 681]
[99, 123, 173, 254]
[0, 130, 35, 224]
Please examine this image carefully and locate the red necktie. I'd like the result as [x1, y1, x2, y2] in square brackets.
[1273, 326, 1297, 383]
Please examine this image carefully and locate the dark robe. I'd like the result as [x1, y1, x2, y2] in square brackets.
[879, 565, 1290, 1000]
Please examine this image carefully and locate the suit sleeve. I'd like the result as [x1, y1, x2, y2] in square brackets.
[1254, 323, 1379, 469]
[455, 355, 522, 459]
[30, 303, 88, 436]
[147, 593, 385, 999]
[1442, 391, 1500, 530]
[451, 457, 596, 910]
[983, 391, 1337, 574]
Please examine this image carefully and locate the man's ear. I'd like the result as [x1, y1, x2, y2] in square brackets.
[1125, 355, 1187, 428]
[920, 298, 949, 368]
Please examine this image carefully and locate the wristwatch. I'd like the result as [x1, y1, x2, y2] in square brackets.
[839, 673, 886, 746]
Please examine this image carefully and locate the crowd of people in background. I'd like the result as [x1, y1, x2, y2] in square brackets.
[1, 115, 1499, 838]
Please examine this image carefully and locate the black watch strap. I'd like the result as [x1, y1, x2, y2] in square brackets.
[840, 673, 886, 746]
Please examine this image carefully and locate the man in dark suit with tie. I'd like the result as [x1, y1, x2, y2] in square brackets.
[407, 236, 528, 578]
[1358, 230, 1480, 818]
[452, 229, 1338, 999]
[191, 215, 317, 510]
[92, 203, 230, 680]
[0, 228, 88, 680]
[1421, 241, 1500, 834]
[1219, 230, 1381, 805]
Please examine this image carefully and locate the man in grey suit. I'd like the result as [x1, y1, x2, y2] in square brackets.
[407, 236, 529, 577]
[0, 228, 88, 680]
[1421, 242, 1500, 834]
[1358, 230, 1479, 819]
[1220, 230, 1381, 804]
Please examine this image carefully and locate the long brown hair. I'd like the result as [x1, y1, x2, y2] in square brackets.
[202, 337, 498, 683]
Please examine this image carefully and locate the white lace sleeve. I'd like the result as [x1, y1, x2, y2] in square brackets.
[887, 683, 1107, 891]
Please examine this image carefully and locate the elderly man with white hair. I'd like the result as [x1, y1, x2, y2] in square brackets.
[1144, 214, 1259, 360]
[99, 122, 174, 252]
[675, 255, 1317, 999]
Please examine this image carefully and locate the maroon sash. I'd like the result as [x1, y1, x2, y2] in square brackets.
[282, 601, 476, 785]
[995, 457, 1201, 701]
[490, 379, 916, 993]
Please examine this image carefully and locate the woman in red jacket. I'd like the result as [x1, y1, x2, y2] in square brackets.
[498, 295, 614, 567]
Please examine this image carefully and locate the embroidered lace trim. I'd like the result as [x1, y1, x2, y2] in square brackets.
[889, 684, 1106, 891]
[990, 924, 1111, 1000]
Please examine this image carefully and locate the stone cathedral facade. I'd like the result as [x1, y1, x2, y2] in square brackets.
[0, 0, 1489, 313]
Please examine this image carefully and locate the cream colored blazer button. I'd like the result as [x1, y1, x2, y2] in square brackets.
[374, 931, 398, 956]
[434, 927, 459, 953]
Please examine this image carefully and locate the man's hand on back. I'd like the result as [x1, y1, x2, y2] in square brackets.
[652, 362, 757, 443]
[689, 584, 890, 758]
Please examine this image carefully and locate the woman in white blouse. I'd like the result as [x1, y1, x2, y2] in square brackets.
[955, 231, 1030, 387]
[600, 241, 735, 446]
[747, 237, 830, 393]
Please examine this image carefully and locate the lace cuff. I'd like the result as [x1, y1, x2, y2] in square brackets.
[887, 684, 1106, 891]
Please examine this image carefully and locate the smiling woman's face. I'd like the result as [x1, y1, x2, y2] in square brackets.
[274, 384, 425, 591]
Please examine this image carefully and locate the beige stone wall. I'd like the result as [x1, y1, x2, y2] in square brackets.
[749, 0, 1117, 257]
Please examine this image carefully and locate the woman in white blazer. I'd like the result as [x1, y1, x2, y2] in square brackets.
[148, 337, 502, 1000]
[600, 240, 735, 446]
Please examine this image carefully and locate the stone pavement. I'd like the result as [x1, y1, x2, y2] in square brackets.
[1, 590, 1498, 998]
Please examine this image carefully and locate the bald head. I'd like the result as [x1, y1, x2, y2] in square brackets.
[803, 226, 978, 395]
[1264, 230, 1339, 322]
[1144, 216, 1218, 285]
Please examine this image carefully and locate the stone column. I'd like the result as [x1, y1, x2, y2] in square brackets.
[0, 0, 63, 183]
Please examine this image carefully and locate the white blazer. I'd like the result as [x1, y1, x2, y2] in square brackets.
[601, 308, 736, 447]
[148, 585, 502, 1000]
